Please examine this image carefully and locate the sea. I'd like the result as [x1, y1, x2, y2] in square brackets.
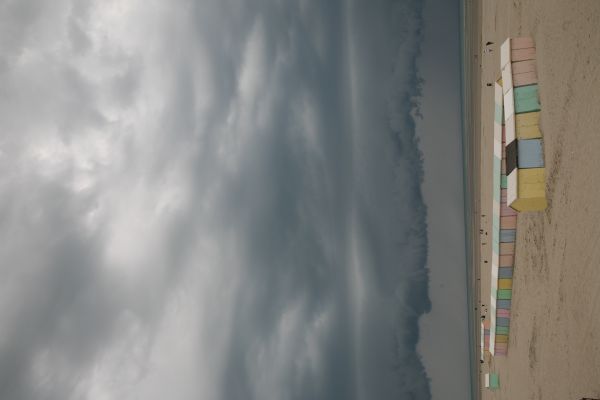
[459, 0, 480, 399]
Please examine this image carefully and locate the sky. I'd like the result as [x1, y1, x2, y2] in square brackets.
[0, 0, 466, 399]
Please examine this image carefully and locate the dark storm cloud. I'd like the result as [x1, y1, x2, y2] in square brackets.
[0, 0, 432, 399]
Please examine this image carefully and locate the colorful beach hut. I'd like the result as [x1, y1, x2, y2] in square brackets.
[500, 37, 547, 212]
[485, 373, 500, 390]
[481, 319, 490, 360]
[489, 79, 517, 356]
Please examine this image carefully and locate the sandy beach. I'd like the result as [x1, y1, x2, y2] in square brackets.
[471, 1, 600, 399]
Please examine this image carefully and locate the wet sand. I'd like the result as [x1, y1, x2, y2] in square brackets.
[472, 1, 600, 399]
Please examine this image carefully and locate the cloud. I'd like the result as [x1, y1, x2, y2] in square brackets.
[0, 0, 431, 399]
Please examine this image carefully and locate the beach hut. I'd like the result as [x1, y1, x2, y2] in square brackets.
[488, 80, 504, 355]
[481, 319, 491, 356]
[500, 37, 547, 212]
[490, 373, 500, 389]
[518, 138, 544, 168]
[489, 78, 517, 357]
[484, 373, 500, 390]
[481, 319, 491, 358]
[507, 167, 547, 211]
[481, 321, 485, 358]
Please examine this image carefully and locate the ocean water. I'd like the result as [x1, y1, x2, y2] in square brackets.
[459, 0, 479, 399]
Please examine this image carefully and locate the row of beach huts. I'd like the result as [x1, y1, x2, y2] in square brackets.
[482, 37, 547, 391]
